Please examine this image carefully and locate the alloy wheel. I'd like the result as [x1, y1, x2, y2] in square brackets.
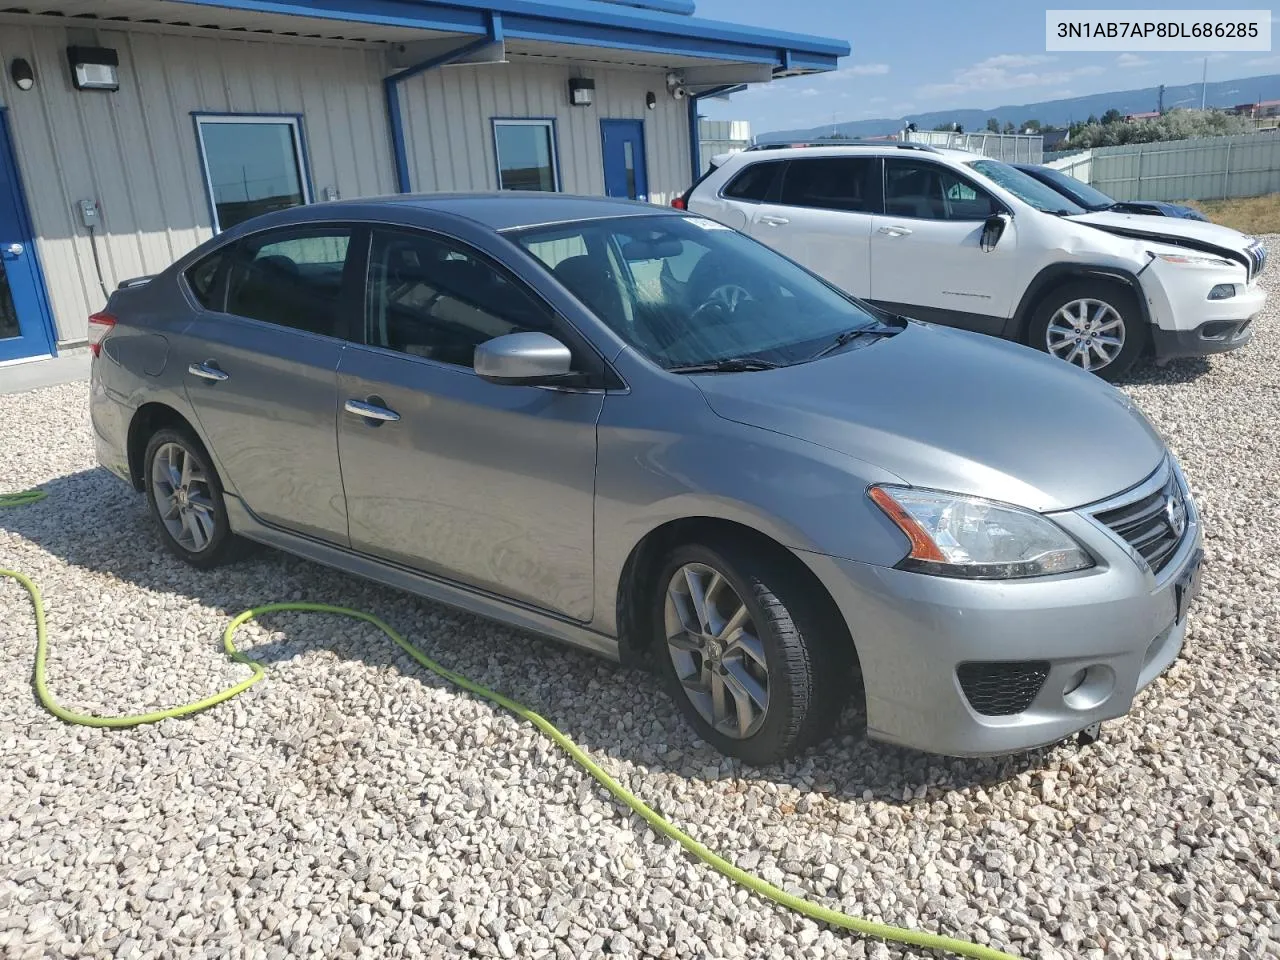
[664, 562, 770, 739]
[1045, 298, 1126, 372]
[150, 442, 217, 553]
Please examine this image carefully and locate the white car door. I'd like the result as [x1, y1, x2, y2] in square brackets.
[870, 158, 1019, 335]
[694, 159, 787, 231]
[744, 156, 876, 299]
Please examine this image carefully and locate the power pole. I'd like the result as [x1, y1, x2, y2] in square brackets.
[1200, 58, 1208, 111]
[1157, 84, 1165, 114]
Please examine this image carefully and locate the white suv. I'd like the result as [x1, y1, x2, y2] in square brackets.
[683, 143, 1267, 380]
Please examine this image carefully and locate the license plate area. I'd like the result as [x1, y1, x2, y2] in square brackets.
[1174, 549, 1203, 624]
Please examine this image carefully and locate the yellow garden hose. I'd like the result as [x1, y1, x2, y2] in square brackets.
[2, 487, 1021, 960]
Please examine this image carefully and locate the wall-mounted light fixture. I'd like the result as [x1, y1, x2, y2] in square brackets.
[646, 91, 657, 111]
[568, 77, 594, 107]
[10, 58, 34, 92]
[67, 46, 120, 91]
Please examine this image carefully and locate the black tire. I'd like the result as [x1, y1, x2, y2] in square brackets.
[1026, 280, 1147, 382]
[652, 538, 850, 765]
[142, 426, 241, 569]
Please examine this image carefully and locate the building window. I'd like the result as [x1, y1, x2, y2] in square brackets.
[195, 115, 312, 232]
[493, 119, 560, 192]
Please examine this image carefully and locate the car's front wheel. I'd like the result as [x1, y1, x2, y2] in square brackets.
[1028, 281, 1146, 381]
[653, 539, 849, 765]
[143, 426, 240, 568]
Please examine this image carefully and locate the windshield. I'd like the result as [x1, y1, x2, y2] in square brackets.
[1026, 165, 1116, 211]
[966, 159, 1087, 215]
[513, 215, 883, 370]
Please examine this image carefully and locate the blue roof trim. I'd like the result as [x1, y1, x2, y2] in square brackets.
[168, 0, 849, 64]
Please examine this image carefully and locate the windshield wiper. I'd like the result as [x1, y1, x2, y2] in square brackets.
[806, 324, 894, 361]
[667, 357, 781, 374]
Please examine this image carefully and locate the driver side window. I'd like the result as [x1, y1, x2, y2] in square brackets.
[884, 159, 998, 221]
[365, 228, 554, 367]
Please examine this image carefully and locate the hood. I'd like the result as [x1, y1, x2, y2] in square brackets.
[1069, 209, 1254, 263]
[693, 324, 1166, 512]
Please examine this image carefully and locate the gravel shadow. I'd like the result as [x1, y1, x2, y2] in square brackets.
[4, 466, 1056, 804]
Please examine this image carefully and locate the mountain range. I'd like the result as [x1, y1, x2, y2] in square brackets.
[756, 73, 1280, 143]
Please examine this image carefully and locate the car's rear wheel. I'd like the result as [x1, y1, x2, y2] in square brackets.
[143, 427, 240, 569]
[1028, 281, 1146, 382]
[653, 539, 848, 765]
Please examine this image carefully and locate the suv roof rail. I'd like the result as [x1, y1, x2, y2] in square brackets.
[745, 140, 940, 154]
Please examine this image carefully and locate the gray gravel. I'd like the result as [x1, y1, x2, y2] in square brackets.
[3, 241, 1280, 960]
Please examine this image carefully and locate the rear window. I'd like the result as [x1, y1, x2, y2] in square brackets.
[185, 252, 224, 310]
[722, 161, 783, 202]
[778, 157, 880, 213]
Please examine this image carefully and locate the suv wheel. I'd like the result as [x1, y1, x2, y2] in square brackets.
[1028, 281, 1146, 381]
[653, 539, 848, 765]
[143, 427, 240, 568]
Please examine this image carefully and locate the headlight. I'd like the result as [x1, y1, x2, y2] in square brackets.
[869, 486, 1094, 579]
[1154, 252, 1236, 268]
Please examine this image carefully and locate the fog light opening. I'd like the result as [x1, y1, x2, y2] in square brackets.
[1062, 664, 1115, 711]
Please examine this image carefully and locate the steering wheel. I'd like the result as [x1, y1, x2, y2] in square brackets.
[691, 283, 755, 322]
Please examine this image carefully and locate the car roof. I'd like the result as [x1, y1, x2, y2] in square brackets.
[327, 192, 675, 231]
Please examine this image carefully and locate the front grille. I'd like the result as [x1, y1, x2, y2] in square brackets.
[1246, 242, 1268, 281]
[957, 661, 1049, 716]
[1093, 471, 1186, 574]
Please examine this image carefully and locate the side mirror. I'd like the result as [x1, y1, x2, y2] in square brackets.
[474, 332, 574, 386]
[980, 213, 1010, 252]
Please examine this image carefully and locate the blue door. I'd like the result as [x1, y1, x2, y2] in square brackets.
[601, 120, 649, 202]
[0, 110, 55, 362]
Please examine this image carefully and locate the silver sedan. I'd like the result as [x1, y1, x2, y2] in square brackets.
[89, 194, 1202, 763]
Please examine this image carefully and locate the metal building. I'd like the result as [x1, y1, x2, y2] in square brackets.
[0, 0, 846, 364]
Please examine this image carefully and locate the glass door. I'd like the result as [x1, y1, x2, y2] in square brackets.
[0, 110, 54, 363]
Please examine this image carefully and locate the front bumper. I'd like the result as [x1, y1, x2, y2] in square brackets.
[1142, 260, 1266, 361]
[1151, 317, 1255, 362]
[800, 461, 1202, 757]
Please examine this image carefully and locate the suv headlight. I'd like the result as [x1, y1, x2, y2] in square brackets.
[1154, 252, 1236, 268]
[869, 486, 1094, 579]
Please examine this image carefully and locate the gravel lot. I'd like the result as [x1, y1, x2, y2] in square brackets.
[3, 241, 1279, 960]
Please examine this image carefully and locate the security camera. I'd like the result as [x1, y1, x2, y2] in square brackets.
[670, 85, 688, 101]
[665, 71, 683, 90]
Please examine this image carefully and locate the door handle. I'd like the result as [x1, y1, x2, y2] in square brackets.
[345, 398, 400, 423]
[188, 362, 229, 382]
[878, 225, 913, 237]
[758, 215, 790, 226]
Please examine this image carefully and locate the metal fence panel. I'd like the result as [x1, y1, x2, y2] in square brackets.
[1045, 132, 1280, 201]
[905, 130, 1043, 162]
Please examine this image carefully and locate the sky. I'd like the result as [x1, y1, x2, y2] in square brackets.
[693, 0, 1280, 133]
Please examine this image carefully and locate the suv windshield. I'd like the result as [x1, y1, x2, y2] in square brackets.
[966, 159, 1087, 215]
[513, 215, 885, 370]
[1024, 165, 1116, 211]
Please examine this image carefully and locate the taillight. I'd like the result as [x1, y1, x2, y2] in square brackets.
[670, 196, 686, 210]
[87, 312, 116, 358]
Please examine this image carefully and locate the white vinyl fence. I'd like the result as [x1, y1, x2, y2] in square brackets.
[1044, 132, 1280, 202]
[904, 130, 1043, 162]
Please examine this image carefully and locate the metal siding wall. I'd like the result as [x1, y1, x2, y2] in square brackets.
[1054, 133, 1280, 203]
[400, 60, 689, 204]
[0, 23, 394, 343]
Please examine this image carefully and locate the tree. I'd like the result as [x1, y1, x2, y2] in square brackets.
[1064, 108, 1252, 148]
[1002, 121, 1016, 134]
[1022, 119, 1042, 132]
[1086, 114, 1099, 125]
[985, 117, 1000, 133]
[1100, 108, 1124, 125]
[932, 123, 952, 131]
